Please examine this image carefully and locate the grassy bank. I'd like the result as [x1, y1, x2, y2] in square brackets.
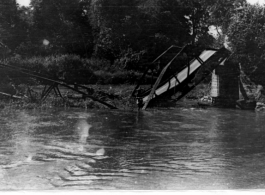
[5, 55, 153, 85]
[0, 83, 210, 110]
[0, 84, 137, 110]
[0, 54, 212, 110]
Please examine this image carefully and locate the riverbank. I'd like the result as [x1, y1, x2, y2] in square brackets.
[0, 83, 210, 110]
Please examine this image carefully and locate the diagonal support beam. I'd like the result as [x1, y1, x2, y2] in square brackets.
[41, 84, 55, 102]
[142, 45, 187, 110]
[131, 45, 179, 97]
[0, 62, 117, 109]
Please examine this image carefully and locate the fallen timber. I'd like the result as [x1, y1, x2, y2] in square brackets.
[0, 91, 23, 99]
[0, 62, 117, 109]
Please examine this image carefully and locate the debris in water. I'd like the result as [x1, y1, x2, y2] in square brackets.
[95, 148, 105, 156]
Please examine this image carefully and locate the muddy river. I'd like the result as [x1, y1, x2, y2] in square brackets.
[0, 105, 265, 190]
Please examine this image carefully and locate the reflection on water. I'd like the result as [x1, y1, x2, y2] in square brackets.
[0, 107, 265, 189]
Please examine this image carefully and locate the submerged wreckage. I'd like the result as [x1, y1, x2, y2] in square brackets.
[0, 45, 262, 111]
[131, 45, 261, 111]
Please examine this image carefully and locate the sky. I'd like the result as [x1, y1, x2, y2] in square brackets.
[16, 0, 265, 6]
[17, 0, 30, 6]
[247, 0, 265, 4]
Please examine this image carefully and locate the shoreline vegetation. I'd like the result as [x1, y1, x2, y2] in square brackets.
[0, 54, 261, 111]
[0, 54, 211, 110]
[0, 81, 211, 111]
[2, 1, 265, 111]
[1, 1, 265, 111]
[0, 55, 144, 110]
[0, 54, 260, 111]
[0, 77, 261, 111]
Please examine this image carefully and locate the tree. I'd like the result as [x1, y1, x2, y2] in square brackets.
[226, 4, 265, 85]
[89, 0, 194, 68]
[89, 0, 245, 67]
[0, 0, 27, 53]
[207, 0, 246, 33]
[29, 0, 94, 56]
[89, 0, 142, 62]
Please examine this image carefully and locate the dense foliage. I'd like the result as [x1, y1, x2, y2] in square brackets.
[5, 0, 265, 86]
[6, 55, 146, 85]
[1, 1, 242, 57]
[227, 4, 265, 85]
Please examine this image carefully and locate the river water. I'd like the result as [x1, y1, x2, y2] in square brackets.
[0, 104, 265, 190]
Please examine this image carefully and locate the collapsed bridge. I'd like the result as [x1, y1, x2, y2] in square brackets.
[0, 45, 238, 110]
[0, 62, 117, 109]
[131, 46, 232, 110]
